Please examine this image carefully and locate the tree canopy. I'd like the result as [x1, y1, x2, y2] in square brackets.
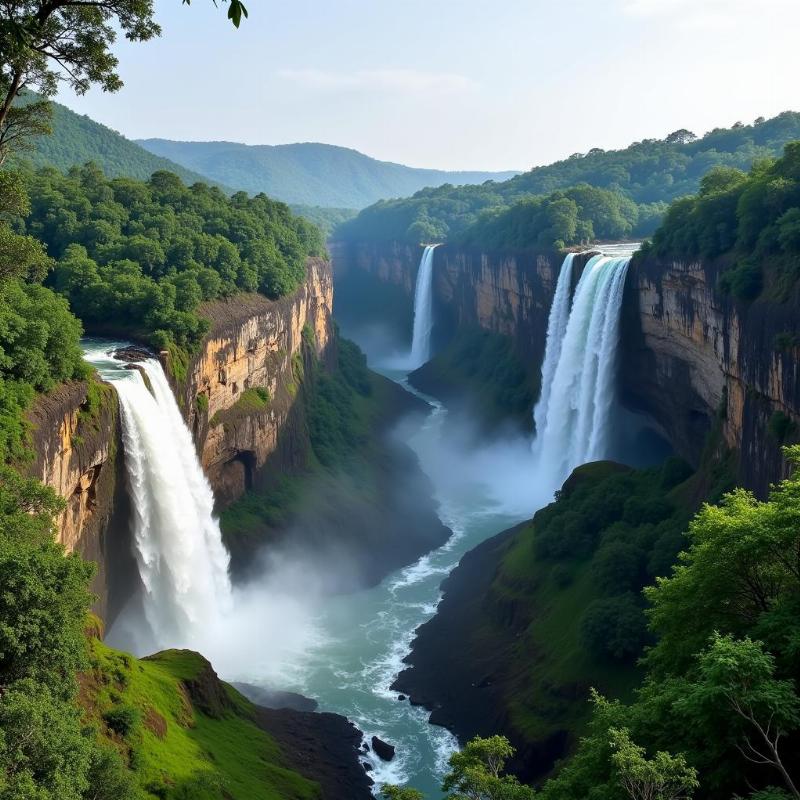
[335, 113, 800, 248]
[16, 163, 325, 349]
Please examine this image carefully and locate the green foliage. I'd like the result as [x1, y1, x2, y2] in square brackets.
[0, 464, 133, 800]
[84, 641, 321, 799]
[382, 787, 425, 800]
[290, 205, 357, 236]
[195, 393, 209, 414]
[337, 113, 800, 245]
[650, 142, 800, 300]
[102, 704, 141, 738]
[608, 727, 698, 800]
[767, 410, 796, 443]
[209, 387, 270, 429]
[412, 328, 536, 431]
[18, 163, 325, 349]
[0, 680, 97, 800]
[579, 595, 650, 661]
[542, 447, 800, 800]
[459, 184, 638, 250]
[384, 736, 533, 800]
[307, 338, 372, 468]
[442, 736, 535, 800]
[16, 94, 219, 186]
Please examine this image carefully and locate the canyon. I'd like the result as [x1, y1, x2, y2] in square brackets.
[333, 239, 800, 497]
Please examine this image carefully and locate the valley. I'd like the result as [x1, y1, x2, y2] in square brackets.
[1, 4, 800, 798]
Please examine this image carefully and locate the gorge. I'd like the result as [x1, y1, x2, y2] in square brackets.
[3, 30, 800, 792]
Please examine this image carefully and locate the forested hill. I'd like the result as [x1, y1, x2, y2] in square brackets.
[336, 111, 800, 246]
[19, 96, 219, 187]
[136, 138, 520, 208]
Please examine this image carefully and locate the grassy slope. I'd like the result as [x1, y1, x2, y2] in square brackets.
[82, 639, 320, 800]
[137, 139, 518, 208]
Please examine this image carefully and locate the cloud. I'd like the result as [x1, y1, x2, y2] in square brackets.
[277, 68, 478, 95]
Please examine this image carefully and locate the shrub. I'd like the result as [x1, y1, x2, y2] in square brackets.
[102, 704, 140, 737]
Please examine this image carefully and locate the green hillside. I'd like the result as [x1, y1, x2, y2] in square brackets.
[336, 111, 800, 245]
[137, 138, 519, 208]
[18, 97, 219, 186]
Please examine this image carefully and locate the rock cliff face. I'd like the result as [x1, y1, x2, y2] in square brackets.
[335, 240, 800, 496]
[622, 255, 800, 497]
[26, 381, 132, 617]
[332, 240, 573, 368]
[172, 257, 334, 506]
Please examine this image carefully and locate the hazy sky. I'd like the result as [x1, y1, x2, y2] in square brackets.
[55, 0, 800, 171]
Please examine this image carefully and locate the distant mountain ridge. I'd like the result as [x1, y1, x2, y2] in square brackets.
[21, 97, 219, 187]
[136, 138, 519, 208]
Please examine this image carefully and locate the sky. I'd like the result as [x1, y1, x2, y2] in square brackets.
[55, 0, 800, 171]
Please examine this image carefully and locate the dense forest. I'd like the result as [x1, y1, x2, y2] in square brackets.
[15, 163, 325, 350]
[643, 141, 800, 301]
[336, 112, 800, 248]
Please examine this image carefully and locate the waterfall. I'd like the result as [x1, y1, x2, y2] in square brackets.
[409, 245, 438, 368]
[83, 344, 232, 649]
[532, 254, 631, 493]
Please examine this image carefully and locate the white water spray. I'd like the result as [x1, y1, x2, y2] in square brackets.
[83, 344, 232, 649]
[532, 254, 631, 494]
[409, 245, 438, 368]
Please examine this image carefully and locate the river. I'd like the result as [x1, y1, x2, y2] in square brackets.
[262, 366, 532, 796]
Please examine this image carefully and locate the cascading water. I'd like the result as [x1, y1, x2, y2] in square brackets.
[82, 342, 232, 650]
[532, 253, 631, 494]
[409, 245, 438, 368]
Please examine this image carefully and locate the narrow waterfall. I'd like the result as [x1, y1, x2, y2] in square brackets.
[83, 344, 232, 649]
[409, 244, 438, 367]
[532, 254, 631, 493]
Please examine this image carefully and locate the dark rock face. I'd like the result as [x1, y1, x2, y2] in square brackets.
[113, 346, 152, 363]
[622, 255, 800, 497]
[255, 706, 374, 800]
[371, 736, 395, 761]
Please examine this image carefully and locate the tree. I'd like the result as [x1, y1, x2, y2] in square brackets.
[665, 129, 697, 145]
[382, 787, 425, 800]
[0, 0, 247, 162]
[678, 635, 800, 798]
[442, 736, 535, 800]
[609, 728, 698, 800]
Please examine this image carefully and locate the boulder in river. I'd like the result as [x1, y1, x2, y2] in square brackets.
[371, 736, 395, 761]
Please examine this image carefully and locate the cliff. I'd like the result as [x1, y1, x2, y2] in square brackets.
[26, 380, 133, 617]
[336, 240, 800, 495]
[332, 241, 564, 368]
[172, 257, 335, 506]
[622, 255, 800, 497]
[29, 259, 335, 614]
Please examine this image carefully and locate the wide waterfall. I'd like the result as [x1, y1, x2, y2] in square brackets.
[532, 253, 631, 494]
[409, 244, 438, 368]
[83, 342, 233, 650]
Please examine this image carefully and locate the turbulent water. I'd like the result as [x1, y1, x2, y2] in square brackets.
[250, 373, 529, 795]
[82, 341, 232, 650]
[532, 252, 632, 495]
[409, 245, 438, 367]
